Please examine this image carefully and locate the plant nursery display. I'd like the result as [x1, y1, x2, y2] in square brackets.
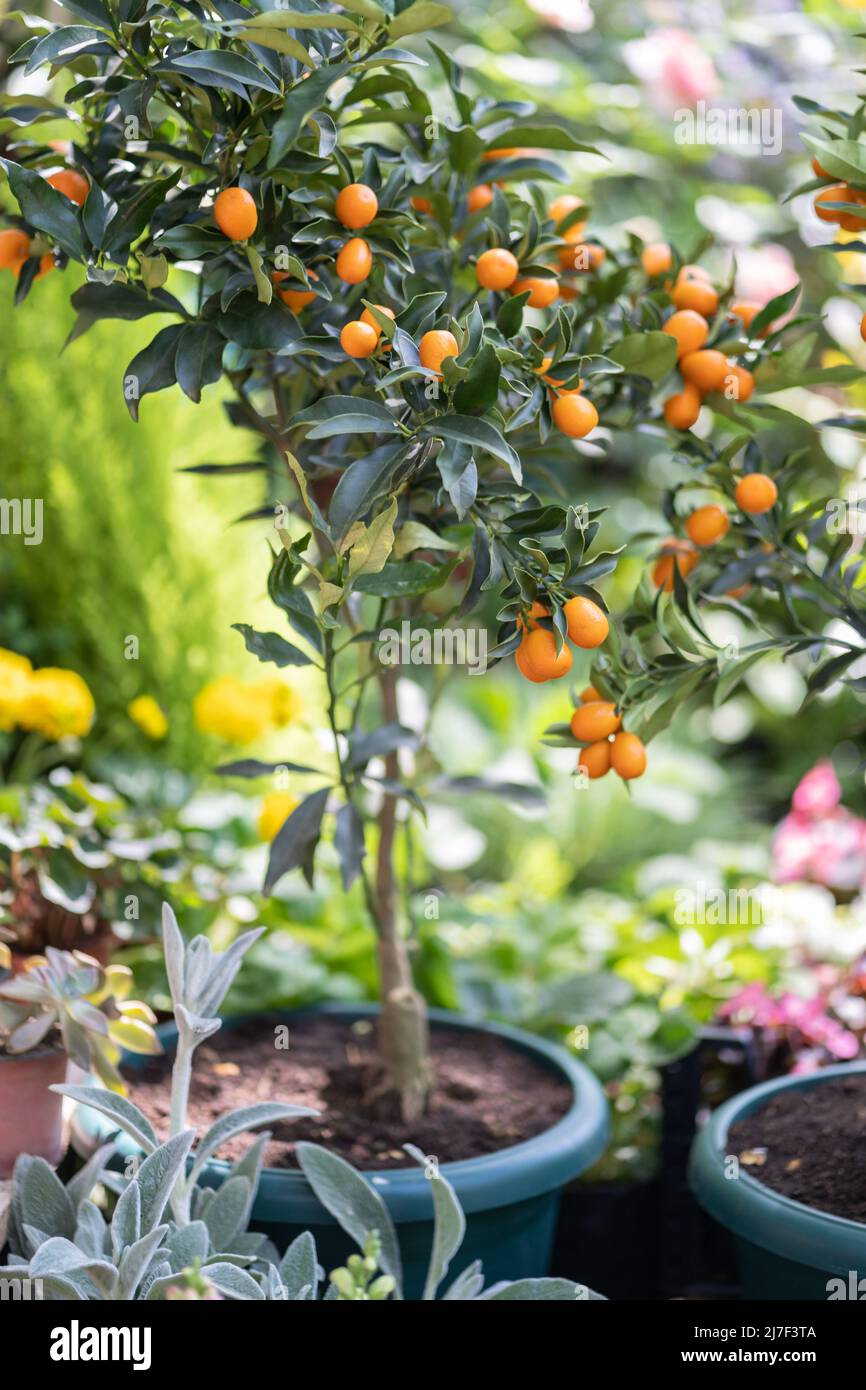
[2, 0, 866, 1320]
[1, 906, 595, 1300]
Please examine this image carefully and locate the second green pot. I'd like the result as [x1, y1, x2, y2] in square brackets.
[689, 1062, 866, 1300]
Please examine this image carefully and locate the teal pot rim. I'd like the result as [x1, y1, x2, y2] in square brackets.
[73, 1002, 609, 1224]
[689, 1061, 866, 1274]
[0, 1043, 65, 1065]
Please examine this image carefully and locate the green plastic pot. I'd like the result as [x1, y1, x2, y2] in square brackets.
[689, 1062, 866, 1300]
[74, 1003, 609, 1299]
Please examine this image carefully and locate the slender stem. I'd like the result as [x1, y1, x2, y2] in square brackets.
[168, 1029, 196, 1223]
[169, 1032, 194, 1141]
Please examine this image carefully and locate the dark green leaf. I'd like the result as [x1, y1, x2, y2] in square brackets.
[423, 415, 521, 482]
[103, 170, 182, 258]
[232, 623, 313, 668]
[174, 324, 225, 403]
[751, 284, 801, 338]
[267, 550, 323, 652]
[346, 723, 421, 770]
[264, 787, 331, 893]
[66, 281, 185, 347]
[496, 290, 529, 339]
[485, 124, 599, 154]
[608, 331, 677, 384]
[432, 775, 544, 806]
[328, 443, 408, 538]
[123, 324, 185, 421]
[167, 49, 280, 95]
[453, 344, 501, 414]
[293, 395, 399, 435]
[354, 559, 456, 597]
[268, 63, 349, 169]
[218, 298, 300, 351]
[436, 441, 477, 520]
[0, 158, 84, 261]
[333, 802, 366, 890]
[23, 26, 109, 76]
[216, 758, 322, 778]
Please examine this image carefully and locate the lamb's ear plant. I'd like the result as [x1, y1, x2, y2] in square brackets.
[0, 946, 160, 1090]
[0, 901, 599, 1300]
[297, 1141, 601, 1301]
[0, 904, 316, 1299]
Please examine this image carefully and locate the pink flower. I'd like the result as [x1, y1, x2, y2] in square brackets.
[772, 761, 866, 891]
[791, 1051, 824, 1075]
[772, 813, 819, 883]
[792, 761, 841, 817]
[774, 992, 860, 1058]
[776, 992, 823, 1029]
[823, 1025, 859, 1060]
[719, 982, 783, 1027]
[734, 244, 799, 311]
[623, 29, 718, 110]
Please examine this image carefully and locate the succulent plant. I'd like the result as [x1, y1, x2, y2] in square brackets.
[0, 904, 598, 1301]
[0, 947, 160, 1090]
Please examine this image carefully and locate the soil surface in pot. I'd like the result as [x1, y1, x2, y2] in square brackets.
[128, 1014, 572, 1170]
[728, 1074, 866, 1222]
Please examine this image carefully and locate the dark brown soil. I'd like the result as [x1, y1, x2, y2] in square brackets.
[128, 1014, 572, 1170]
[728, 1074, 866, 1223]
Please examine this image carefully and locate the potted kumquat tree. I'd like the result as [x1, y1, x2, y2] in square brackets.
[2, 0, 866, 1297]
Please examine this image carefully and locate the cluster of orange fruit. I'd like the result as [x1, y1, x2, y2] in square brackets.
[812, 157, 866, 233]
[514, 595, 608, 681]
[513, 590, 646, 784]
[809, 158, 866, 342]
[0, 167, 90, 280]
[213, 182, 379, 292]
[571, 686, 647, 782]
[469, 193, 604, 441]
[412, 183, 495, 218]
[652, 262, 757, 429]
[651, 475, 778, 591]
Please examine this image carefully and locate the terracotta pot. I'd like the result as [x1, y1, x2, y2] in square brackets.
[0, 1049, 68, 1178]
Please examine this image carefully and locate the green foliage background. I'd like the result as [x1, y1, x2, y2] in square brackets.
[0, 267, 267, 767]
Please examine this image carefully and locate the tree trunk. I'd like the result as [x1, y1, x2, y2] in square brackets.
[374, 666, 431, 1122]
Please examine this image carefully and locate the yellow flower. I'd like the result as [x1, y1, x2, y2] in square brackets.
[821, 349, 852, 370]
[193, 676, 273, 745]
[256, 678, 302, 728]
[0, 648, 33, 732]
[19, 668, 95, 740]
[257, 790, 299, 841]
[0, 648, 31, 675]
[128, 695, 168, 740]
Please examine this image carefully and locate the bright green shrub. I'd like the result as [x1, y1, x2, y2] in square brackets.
[0, 267, 265, 767]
